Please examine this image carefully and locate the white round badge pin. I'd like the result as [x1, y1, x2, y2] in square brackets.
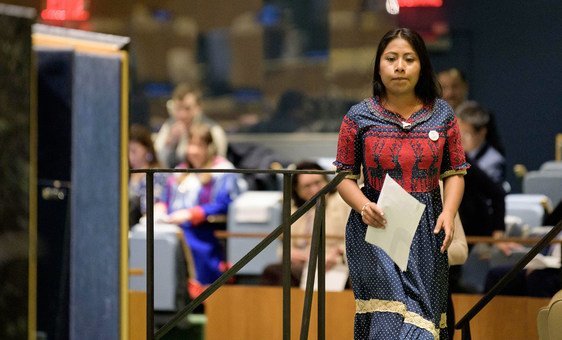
[428, 130, 439, 141]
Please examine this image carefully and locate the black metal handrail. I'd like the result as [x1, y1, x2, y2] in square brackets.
[130, 168, 349, 339]
[456, 220, 562, 339]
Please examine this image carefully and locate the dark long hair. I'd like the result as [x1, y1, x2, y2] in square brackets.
[372, 28, 440, 105]
[291, 161, 335, 208]
[129, 124, 160, 168]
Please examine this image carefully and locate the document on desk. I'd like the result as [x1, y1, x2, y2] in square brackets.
[525, 243, 561, 270]
[365, 174, 426, 271]
[300, 262, 349, 292]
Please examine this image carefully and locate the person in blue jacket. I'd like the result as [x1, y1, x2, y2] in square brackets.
[156, 123, 243, 286]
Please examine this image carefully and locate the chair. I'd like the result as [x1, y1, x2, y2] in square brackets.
[129, 223, 195, 312]
[227, 191, 283, 276]
[540, 160, 562, 173]
[488, 246, 529, 269]
[230, 12, 264, 90]
[458, 243, 492, 293]
[204, 28, 231, 92]
[504, 215, 525, 237]
[523, 171, 562, 208]
[506, 194, 552, 227]
[537, 289, 562, 340]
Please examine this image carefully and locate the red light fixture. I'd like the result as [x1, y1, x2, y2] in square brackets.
[41, 0, 90, 21]
[398, 0, 443, 7]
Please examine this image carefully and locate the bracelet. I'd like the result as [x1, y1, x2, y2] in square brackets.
[360, 202, 370, 217]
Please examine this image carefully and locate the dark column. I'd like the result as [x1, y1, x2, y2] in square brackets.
[0, 4, 36, 340]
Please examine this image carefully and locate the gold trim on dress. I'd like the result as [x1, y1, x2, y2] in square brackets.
[440, 169, 467, 179]
[439, 313, 447, 329]
[355, 298, 443, 339]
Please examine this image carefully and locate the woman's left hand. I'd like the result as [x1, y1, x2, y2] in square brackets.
[434, 211, 455, 253]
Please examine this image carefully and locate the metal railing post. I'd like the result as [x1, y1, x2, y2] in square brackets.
[300, 197, 325, 340]
[456, 220, 562, 338]
[145, 171, 155, 340]
[461, 323, 471, 340]
[282, 174, 292, 340]
[317, 196, 326, 340]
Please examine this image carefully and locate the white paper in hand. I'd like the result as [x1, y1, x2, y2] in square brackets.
[365, 174, 426, 271]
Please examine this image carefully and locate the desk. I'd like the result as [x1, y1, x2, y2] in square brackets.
[129, 291, 146, 340]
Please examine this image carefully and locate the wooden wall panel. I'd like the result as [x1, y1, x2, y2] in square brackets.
[205, 286, 550, 340]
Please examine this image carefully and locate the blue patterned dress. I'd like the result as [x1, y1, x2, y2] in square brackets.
[334, 97, 469, 339]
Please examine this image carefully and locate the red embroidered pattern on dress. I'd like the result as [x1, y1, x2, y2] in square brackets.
[334, 98, 469, 193]
[334, 115, 359, 173]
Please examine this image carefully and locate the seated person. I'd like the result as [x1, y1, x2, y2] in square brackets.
[155, 123, 243, 290]
[484, 241, 561, 297]
[261, 161, 351, 288]
[154, 83, 228, 168]
[456, 101, 506, 185]
[128, 124, 167, 227]
[455, 122, 516, 293]
[458, 162, 506, 239]
[455, 101, 507, 238]
[437, 68, 469, 111]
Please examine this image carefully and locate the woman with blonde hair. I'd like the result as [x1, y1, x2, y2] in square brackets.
[156, 123, 243, 289]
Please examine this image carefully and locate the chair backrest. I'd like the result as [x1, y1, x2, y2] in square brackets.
[489, 247, 529, 269]
[547, 291, 562, 340]
[540, 161, 562, 173]
[504, 215, 525, 237]
[227, 191, 283, 275]
[538, 289, 562, 340]
[506, 194, 551, 227]
[129, 223, 193, 312]
[458, 243, 492, 293]
[523, 171, 562, 208]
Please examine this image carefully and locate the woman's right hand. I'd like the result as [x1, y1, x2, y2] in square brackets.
[336, 179, 386, 228]
[361, 202, 386, 228]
